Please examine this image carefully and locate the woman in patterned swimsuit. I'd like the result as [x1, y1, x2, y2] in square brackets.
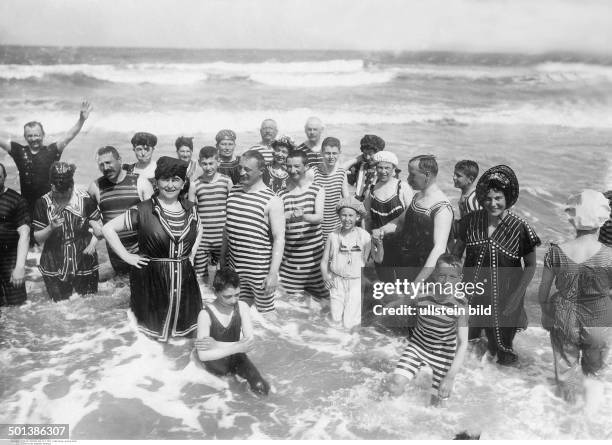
[539, 189, 612, 410]
[453, 165, 540, 366]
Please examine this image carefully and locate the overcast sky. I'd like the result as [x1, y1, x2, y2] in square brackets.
[1, 0, 611, 54]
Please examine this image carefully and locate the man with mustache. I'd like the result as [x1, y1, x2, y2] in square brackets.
[88, 145, 153, 275]
[0, 101, 93, 219]
[249, 118, 278, 165]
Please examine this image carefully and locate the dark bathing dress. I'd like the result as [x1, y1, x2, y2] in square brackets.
[124, 197, 202, 341]
[201, 303, 269, 394]
[457, 209, 540, 361]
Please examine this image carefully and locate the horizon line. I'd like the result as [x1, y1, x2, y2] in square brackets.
[1, 43, 611, 59]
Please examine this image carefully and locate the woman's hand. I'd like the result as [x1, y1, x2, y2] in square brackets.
[124, 254, 150, 269]
[49, 216, 64, 230]
[83, 243, 96, 256]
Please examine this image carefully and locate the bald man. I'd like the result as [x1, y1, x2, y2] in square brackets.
[296, 117, 324, 169]
[249, 118, 278, 165]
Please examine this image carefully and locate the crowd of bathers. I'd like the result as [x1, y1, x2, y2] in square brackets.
[1, 102, 611, 408]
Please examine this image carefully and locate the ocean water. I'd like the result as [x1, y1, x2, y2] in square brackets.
[0, 46, 611, 439]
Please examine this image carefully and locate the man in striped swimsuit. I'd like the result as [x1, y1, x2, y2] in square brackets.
[0, 164, 30, 306]
[188, 146, 233, 282]
[279, 150, 329, 303]
[220, 150, 285, 314]
[296, 116, 324, 170]
[388, 254, 469, 406]
[248, 119, 278, 166]
[313, 137, 348, 243]
[88, 146, 153, 275]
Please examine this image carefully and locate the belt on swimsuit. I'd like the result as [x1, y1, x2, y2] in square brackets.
[148, 256, 190, 263]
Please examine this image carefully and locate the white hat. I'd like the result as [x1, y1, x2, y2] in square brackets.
[565, 189, 611, 230]
[372, 151, 399, 167]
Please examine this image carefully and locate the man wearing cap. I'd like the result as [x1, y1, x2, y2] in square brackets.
[123, 132, 158, 187]
[216, 129, 241, 184]
[88, 145, 154, 275]
[345, 134, 386, 201]
[296, 117, 324, 169]
[0, 101, 93, 217]
[0, 163, 31, 306]
[249, 119, 278, 165]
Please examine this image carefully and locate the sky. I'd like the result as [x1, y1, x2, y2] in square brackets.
[1, 0, 611, 54]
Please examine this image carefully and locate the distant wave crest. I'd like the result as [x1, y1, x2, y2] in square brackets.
[0, 59, 391, 87]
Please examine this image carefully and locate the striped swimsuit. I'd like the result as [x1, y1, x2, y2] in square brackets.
[97, 173, 141, 273]
[278, 183, 329, 300]
[314, 165, 346, 242]
[395, 295, 465, 393]
[218, 157, 241, 185]
[192, 174, 232, 276]
[226, 185, 277, 312]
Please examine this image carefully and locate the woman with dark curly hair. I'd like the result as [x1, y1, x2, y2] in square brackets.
[262, 136, 294, 193]
[453, 165, 540, 366]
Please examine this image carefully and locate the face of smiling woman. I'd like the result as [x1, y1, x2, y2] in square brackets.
[483, 188, 507, 218]
[156, 175, 185, 201]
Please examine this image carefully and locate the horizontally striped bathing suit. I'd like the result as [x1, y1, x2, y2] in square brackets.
[226, 185, 277, 312]
[314, 165, 346, 242]
[278, 183, 329, 300]
[395, 295, 465, 393]
[97, 173, 141, 274]
[249, 144, 274, 165]
[192, 174, 232, 277]
[218, 157, 241, 184]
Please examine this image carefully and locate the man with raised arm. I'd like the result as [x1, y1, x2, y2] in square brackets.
[0, 101, 93, 217]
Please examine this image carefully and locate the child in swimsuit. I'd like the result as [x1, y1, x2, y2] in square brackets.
[195, 268, 270, 395]
[321, 197, 372, 329]
[387, 254, 469, 406]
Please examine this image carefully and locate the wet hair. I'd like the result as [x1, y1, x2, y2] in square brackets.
[409, 154, 438, 176]
[0, 163, 6, 176]
[213, 267, 241, 293]
[241, 150, 266, 170]
[286, 149, 308, 166]
[175, 136, 194, 151]
[454, 160, 479, 181]
[24, 121, 44, 135]
[96, 145, 121, 160]
[130, 132, 157, 148]
[435, 253, 462, 270]
[321, 136, 341, 151]
[199, 146, 218, 159]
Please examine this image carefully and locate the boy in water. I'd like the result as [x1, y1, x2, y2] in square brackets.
[321, 197, 372, 329]
[188, 146, 232, 283]
[195, 268, 270, 396]
[387, 254, 469, 406]
[453, 160, 481, 219]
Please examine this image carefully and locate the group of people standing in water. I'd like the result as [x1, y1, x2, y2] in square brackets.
[0, 102, 611, 408]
